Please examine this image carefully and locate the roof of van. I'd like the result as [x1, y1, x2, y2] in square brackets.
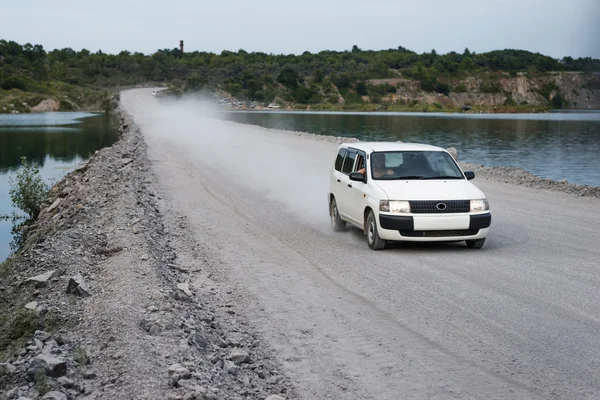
[340, 141, 446, 153]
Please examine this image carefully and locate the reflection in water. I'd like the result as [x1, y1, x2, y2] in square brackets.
[0, 112, 119, 261]
[220, 111, 600, 187]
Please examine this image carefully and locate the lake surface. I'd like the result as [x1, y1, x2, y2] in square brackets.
[221, 110, 600, 186]
[0, 112, 119, 262]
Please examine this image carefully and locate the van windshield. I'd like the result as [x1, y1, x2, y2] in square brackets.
[370, 151, 464, 180]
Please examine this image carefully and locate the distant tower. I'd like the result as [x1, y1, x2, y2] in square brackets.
[180, 40, 184, 54]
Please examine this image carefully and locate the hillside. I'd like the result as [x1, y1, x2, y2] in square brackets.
[1, 40, 600, 113]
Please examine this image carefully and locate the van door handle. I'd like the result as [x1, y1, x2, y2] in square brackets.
[337, 179, 341, 183]
[348, 183, 352, 188]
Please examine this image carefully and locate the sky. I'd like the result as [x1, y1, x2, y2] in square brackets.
[1, 0, 599, 58]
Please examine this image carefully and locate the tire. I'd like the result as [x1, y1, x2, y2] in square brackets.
[466, 238, 486, 249]
[366, 210, 386, 250]
[330, 198, 346, 232]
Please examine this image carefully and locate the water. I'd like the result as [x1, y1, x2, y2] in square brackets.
[0, 112, 119, 261]
[221, 110, 600, 187]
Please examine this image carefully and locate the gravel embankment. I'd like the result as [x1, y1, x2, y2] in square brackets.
[0, 106, 295, 400]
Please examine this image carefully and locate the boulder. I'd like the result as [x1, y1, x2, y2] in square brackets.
[41, 392, 68, 400]
[229, 348, 249, 365]
[32, 99, 60, 113]
[26, 270, 56, 287]
[31, 355, 67, 378]
[66, 274, 91, 296]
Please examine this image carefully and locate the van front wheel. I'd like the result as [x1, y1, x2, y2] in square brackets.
[366, 211, 386, 250]
[466, 238, 486, 249]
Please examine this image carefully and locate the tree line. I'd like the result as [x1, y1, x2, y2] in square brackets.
[1, 39, 599, 105]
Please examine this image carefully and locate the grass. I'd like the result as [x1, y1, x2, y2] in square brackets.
[35, 372, 51, 395]
[74, 346, 89, 367]
[0, 307, 38, 361]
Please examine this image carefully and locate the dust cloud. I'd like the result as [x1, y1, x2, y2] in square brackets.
[122, 88, 350, 236]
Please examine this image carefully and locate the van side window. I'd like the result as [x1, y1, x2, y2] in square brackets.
[355, 152, 366, 172]
[334, 148, 347, 172]
[341, 151, 357, 175]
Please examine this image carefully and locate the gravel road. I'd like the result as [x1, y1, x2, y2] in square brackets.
[122, 88, 600, 400]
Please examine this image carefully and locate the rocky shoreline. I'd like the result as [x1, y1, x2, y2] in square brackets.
[0, 106, 295, 400]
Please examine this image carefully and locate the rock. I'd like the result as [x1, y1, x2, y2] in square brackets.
[30, 355, 67, 378]
[0, 362, 17, 376]
[265, 396, 285, 400]
[58, 376, 74, 388]
[188, 332, 209, 349]
[60, 187, 73, 198]
[26, 270, 56, 286]
[122, 158, 133, 166]
[98, 245, 123, 256]
[168, 364, 191, 379]
[224, 360, 238, 376]
[140, 319, 161, 335]
[446, 147, 458, 161]
[35, 330, 52, 342]
[25, 301, 38, 310]
[177, 282, 192, 297]
[82, 370, 97, 379]
[46, 198, 62, 213]
[210, 332, 228, 348]
[41, 391, 68, 400]
[229, 348, 249, 365]
[32, 99, 60, 113]
[74, 162, 89, 173]
[26, 358, 48, 381]
[66, 274, 91, 296]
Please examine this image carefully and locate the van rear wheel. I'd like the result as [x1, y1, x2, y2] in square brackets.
[330, 198, 346, 232]
[366, 210, 386, 250]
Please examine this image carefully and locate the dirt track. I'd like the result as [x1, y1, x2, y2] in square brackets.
[122, 88, 600, 400]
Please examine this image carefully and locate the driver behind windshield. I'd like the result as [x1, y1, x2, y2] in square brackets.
[371, 153, 394, 178]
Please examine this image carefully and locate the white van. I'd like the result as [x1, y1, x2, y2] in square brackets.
[328, 142, 491, 250]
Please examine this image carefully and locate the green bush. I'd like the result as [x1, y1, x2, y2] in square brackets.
[9, 156, 50, 220]
[551, 92, 564, 108]
[480, 81, 503, 93]
[1, 76, 29, 91]
[539, 82, 558, 99]
[453, 83, 467, 93]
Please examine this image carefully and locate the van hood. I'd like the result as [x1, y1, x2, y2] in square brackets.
[373, 179, 486, 201]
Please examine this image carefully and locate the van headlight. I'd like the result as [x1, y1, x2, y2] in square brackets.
[380, 200, 411, 213]
[470, 199, 489, 212]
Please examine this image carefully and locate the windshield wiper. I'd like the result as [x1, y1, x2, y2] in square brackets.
[420, 175, 463, 180]
[385, 175, 426, 180]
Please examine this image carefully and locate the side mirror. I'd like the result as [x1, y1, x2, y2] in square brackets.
[464, 171, 475, 180]
[349, 172, 366, 182]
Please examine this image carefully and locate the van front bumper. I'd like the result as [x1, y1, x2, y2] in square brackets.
[378, 212, 491, 241]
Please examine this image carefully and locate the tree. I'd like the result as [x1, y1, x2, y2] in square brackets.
[277, 67, 299, 88]
[355, 81, 367, 96]
[313, 69, 324, 83]
[9, 157, 49, 220]
[551, 92, 564, 108]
